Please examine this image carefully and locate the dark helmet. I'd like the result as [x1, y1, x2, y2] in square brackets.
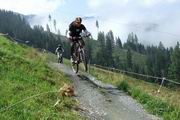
[58, 44, 61, 47]
[75, 17, 82, 23]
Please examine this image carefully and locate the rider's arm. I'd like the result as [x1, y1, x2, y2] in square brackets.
[81, 24, 86, 31]
[81, 24, 91, 37]
[68, 22, 74, 37]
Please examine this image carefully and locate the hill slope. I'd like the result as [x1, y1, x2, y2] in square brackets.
[90, 66, 180, 120]
[0, 36, 82, 119]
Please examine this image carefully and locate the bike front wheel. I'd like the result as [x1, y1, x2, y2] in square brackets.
[71, 62, 79, 74]
[71, 43, 79, 74]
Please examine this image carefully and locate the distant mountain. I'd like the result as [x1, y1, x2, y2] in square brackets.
[24, 14, 36, 22]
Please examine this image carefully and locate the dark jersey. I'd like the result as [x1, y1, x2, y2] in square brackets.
[69, 22, 86, 37]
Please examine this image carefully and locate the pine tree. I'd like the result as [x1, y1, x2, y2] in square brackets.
[127, 48, 132, 70]
[168, 42, 180, 82]
[46, 24, 51, 33]
[105, 30, 114, 66]
[116, 37, 122, 48]
[124, 33, 139, 52]
[53, 19, 57, 33]
[48, 14, 52, 31]
[96, 32, 106, 65]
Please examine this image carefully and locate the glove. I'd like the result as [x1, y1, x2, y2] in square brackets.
[86, 32, 91, 37]
[69, 36, 78, 40]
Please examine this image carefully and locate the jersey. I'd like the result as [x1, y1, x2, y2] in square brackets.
[55, 47, 64, 54]
[69, 21, 86, 37]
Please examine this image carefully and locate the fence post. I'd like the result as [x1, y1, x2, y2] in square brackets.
[158, 77, 165, 93]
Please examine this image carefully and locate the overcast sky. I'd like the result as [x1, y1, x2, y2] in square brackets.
[0, 0, 180, 47]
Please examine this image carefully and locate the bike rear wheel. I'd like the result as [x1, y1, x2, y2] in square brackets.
[80, 49, 88, 72]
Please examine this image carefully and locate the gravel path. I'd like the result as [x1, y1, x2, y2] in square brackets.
[50, 63, 161, 120]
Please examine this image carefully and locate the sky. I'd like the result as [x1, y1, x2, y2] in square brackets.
[0, 0, 180, 47]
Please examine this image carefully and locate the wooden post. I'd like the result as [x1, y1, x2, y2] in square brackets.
[158, 77, 165, 93]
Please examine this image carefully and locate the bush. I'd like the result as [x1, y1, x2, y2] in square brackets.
[117, 80, 129, 92]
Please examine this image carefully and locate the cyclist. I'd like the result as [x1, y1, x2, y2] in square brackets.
[55, 44, 64, 63]
[68, 17, 91, 63]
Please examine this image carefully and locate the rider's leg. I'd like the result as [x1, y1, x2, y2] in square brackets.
[60, 53, 63, 63]
[79, 39, 85, 48]
[70, 43, 74, 63]
[69, 38, 73, 57]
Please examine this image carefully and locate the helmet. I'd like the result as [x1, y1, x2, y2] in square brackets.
[75, 17, 82, 23]
[58, 44, 61, 47]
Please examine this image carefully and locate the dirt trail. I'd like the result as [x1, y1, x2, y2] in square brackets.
[50, 63, 161, 120]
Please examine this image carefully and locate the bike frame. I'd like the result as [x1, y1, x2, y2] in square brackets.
[71, 37, 87, 73]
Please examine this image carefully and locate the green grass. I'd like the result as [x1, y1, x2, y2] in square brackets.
[117, 80, 129, 92]
[90, 66, 180, 120]
[0, 36, 83, 120]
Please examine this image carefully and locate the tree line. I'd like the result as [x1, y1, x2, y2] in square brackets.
[86, 31, 180, 86]
[0, 9, 179, 86]
[0, 9, 71, 58]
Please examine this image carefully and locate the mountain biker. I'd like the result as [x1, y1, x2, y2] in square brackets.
[68, 17, 91, 63]
[55, 44, 64, 63]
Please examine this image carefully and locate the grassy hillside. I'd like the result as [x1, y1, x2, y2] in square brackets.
[0, 36, 82, 119]
[90, 66, 180, 120]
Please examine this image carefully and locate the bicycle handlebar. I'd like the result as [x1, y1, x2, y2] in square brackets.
[69, 36, 82, 40]
[69, 35, 91, 40]
[69, 32, 92, 40]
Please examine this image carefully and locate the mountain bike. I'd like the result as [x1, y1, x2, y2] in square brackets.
[71, 36, 88, 74]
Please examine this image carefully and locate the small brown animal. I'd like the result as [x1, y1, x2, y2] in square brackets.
[59, 84, 75, 97]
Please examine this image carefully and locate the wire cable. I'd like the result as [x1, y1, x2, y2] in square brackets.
[0, 91, 59, 113]
[93, 64, 180, 85]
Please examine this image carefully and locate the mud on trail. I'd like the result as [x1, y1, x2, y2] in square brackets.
[50, 63, 161, 120]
